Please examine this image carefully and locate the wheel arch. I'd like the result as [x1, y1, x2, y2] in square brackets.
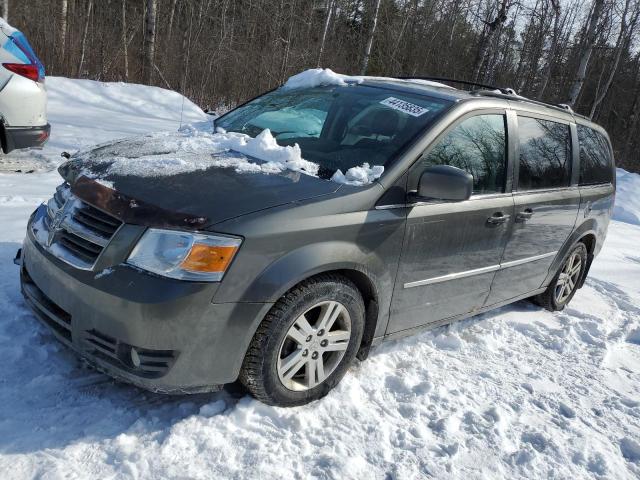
[542, 220, 598, 289]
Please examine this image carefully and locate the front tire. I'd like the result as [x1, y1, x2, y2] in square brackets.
[535, 242, 587, 311]
[240, 274, 365, 407]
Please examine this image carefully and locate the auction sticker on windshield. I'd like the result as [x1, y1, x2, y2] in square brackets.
[380, 97, 430, 117]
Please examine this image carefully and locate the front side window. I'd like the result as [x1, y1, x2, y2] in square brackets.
[517, 116, 571, 190]
[577, 125, 613, 185]
[216, 85, 452, 178]
[412, 114, 507, 194]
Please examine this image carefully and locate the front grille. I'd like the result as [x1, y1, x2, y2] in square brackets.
[84, 329, 176, 379]
[37, 183, 123, 269]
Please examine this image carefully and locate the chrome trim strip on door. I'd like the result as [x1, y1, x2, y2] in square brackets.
[499, 251, 558, 269]
[404, 264, 500, 288]
[403, 250, 559, 289]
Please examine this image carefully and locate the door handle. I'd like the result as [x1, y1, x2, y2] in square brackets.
[516, 208, 534, 222]
[487, 212, 511, 225]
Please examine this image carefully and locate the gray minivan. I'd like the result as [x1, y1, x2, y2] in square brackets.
[16, 77, 615, 406]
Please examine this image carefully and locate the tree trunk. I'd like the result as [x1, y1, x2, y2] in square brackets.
[537, 0, 561, 99]
[567, 0, 605, 107]
[142, 0, 157, 85]
[167, 0, 178, 40]
[360, 0, 382, 75]
[317, 0, 335, 67]
[77, 0, 94, 77]
[1, 0, 8, 21]
[59, 0, 68, 72]
[121, 0, 128, 81]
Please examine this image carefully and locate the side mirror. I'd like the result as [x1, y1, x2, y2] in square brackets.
[416, 165, 473, 201]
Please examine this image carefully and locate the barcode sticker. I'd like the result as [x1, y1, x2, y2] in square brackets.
[380, 97, 430, 117]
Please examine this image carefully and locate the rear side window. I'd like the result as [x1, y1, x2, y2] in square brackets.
[414, 114, 507, 194]
[517, 117, 571, 190]
[577, 125, 613, 185]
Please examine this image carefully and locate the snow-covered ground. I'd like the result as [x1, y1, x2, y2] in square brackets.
[0, 78, 639, 479]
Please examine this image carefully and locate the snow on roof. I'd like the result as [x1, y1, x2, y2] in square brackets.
[282, 68, 365, 90]
[282, 68, 455, 91]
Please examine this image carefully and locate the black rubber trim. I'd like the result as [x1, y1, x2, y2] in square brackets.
[2, 123, 51, 153]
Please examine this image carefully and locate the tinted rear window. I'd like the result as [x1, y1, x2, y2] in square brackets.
[517, 116, 571, 190]
[577, 125, 613, 185]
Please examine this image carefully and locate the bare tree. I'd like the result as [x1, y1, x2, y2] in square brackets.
[77, 0, 94, 76]
[59, 0, 68, 63]
[317, 0, 335, 67]
[121, 0, 129, 82]
[536, 0, 562, 98]
[567, 0, 606, 106]
[472, 0, 512, 82]
[142, 0, 158, 85]
[361, 0, 382, 75]
[1, 0, 7, 21]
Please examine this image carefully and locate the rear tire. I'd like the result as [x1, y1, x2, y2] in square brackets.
[535, 243, 587, 311]
[239, 274, 365, 407]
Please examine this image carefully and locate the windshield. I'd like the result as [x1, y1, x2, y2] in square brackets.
[216, 84, 452, 178]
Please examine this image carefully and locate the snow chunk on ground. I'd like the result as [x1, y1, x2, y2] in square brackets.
[283, 68, 364, 89]
[614, 168, 640, 225]
[331, 163, 384, 186]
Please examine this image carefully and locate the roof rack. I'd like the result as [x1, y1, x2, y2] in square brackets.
[472, 89, 585, 118]
[393, 76, 515, 95]
[394, 75, 587, 119]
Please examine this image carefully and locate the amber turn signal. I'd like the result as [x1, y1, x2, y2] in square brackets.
[180, 243, 239, 273]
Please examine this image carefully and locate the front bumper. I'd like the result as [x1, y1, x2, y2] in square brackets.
[19, 212, 273, 393]
[2, 123, 51, 153]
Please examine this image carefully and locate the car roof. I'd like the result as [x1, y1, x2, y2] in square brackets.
[359, 77, 605, 134]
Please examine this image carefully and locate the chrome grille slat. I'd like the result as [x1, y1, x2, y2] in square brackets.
[60, 216, 109, 247]
[74, 210, 119, 236]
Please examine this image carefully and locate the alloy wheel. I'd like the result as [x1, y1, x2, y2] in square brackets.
[554, 251, 582, 304]
[277, 300, 352, 391]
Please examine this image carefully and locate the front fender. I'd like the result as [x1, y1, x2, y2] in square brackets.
[236, 240, 397, 338]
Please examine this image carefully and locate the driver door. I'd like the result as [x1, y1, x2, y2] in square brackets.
[388, 111, 514, 334]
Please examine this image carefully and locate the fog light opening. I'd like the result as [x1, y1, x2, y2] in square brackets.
[130, 347, 141, 368]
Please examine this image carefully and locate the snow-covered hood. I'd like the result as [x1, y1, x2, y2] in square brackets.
[59, 131, 342, 228]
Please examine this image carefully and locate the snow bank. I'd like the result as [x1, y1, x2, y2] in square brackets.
[614, 168, 640, 225]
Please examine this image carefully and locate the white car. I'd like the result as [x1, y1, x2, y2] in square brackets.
[0, 18, 49, 153]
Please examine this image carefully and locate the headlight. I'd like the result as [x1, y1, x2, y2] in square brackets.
[127, 228, 242, 281]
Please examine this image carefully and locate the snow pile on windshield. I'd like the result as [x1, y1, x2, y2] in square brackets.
[282, 68, 364, 89]
[75, 128, 319, 179]
[74, 128, 384, 186]
[332, 163, 385, 186]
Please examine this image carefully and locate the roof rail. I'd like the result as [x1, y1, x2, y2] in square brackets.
[471, 89, 586, 119]
[393, 76, 516, 94]
[394, 75, 588, 120]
